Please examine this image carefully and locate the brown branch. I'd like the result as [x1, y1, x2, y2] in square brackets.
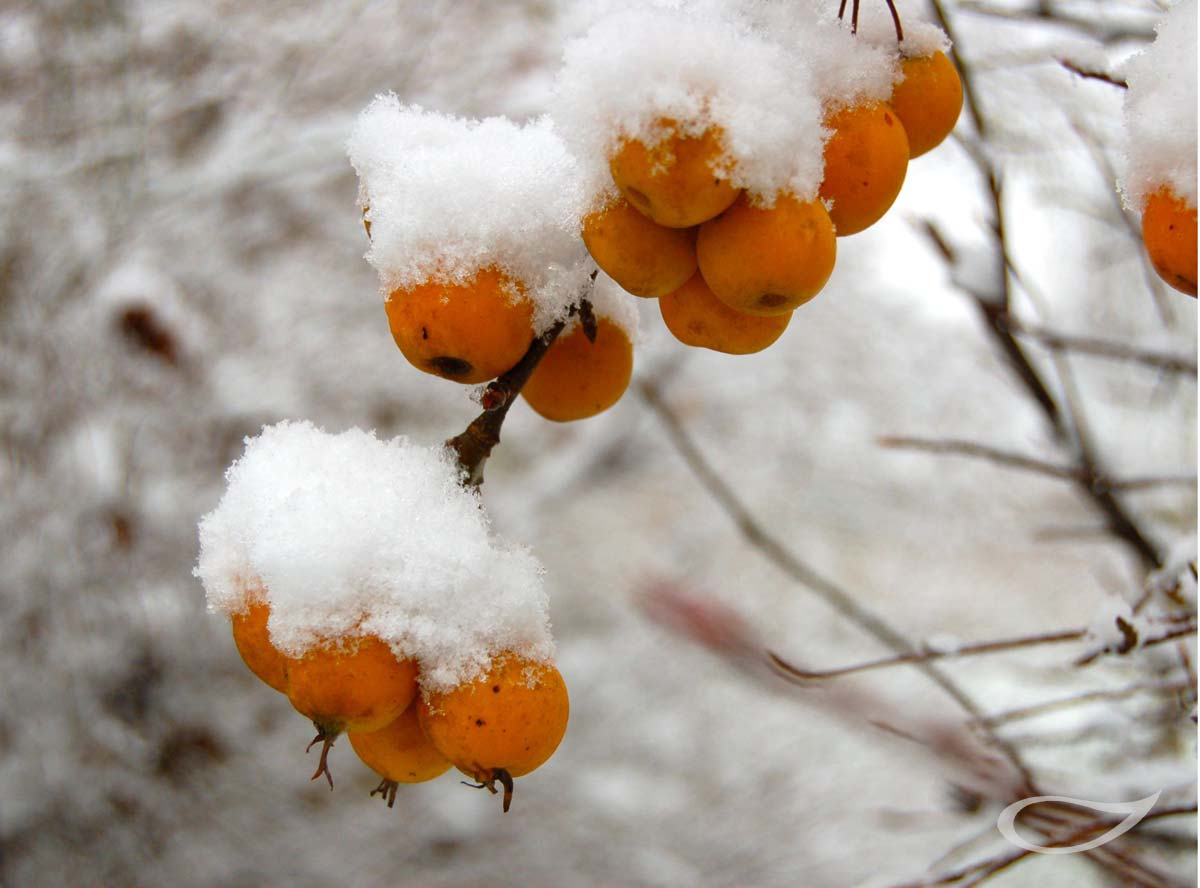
[769, 627, 1086, 681]
[639, 379, 1037, 792]
[982, 681, 1195, 727]
[1074, 622, 1198, 667]
[878, 436, 1195, 493]
[879, 436, 1081, 481]
[445, 276, 596, 487]
[1005, 318, 1197, 376]
[904, 805, 1195, 888]
[1060, 59, 1128, 89]
[925, 0, 1165, 573]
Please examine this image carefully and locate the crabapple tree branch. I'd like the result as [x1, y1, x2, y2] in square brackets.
[638, 378, 1037, 792]
[446, 279, 597, 487]
[878, 436, 1195, 493]
[923, 0, 1166, 573]
[1004, 317, 1197, 376]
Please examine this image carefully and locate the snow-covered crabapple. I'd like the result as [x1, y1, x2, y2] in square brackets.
[696, 192, 837, 315]
[1141, 188, 1197, 297]
[418, 653, 569, 811]
[385, 268, 534, 383]
[522, 315, 633, 422]
[888, 51, 963, 159]
[608, 120, 740, 228]
[659, 272, 791, 354]
[818, 102, 909, 236]
[582, 195, 698, 298]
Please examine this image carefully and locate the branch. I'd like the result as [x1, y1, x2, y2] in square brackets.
[445, 275, 596, 486]
[1005, 318, 1197, 376]
[769, 627, 1086, 681]
[878, 436, 1195, 493]
[923, 1, 1166, 572]
[1060, 59, 1128, 89]
[982, 681, 1195, 727]
[639, 379, 1037, 793]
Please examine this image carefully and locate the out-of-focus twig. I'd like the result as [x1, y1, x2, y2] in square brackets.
[769, 627, 1086, 681]
[879, 436, 1195, 492]
[1060, 59, 1128, 88]
[924, 0, 1166, 574]
[1005, 318, 1196, 375]
[638, 379, 1036, 793]
[900, 804, 1196, 888]
[982, 681, 1194, 727]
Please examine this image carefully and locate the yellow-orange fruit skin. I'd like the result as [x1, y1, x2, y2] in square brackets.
[609, 124, 740, 228]
[660, 273, 791, 354]
[417, 656, 569, 781]
[348, 703, 452, 784]
[819, 102, 910, 236]
[696, 193, 837, 316]
[890, 52, 963, 159]
[582, 197, 698, 298]
[1141, 188, 1198, 297]
[385, 268, 534, 384]
[285, 636, 419, 735]
[522, 317, 633, 422]
[231, 600, 289, 694]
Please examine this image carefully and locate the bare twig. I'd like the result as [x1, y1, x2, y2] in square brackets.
[927, 0, 1165, 573]
[879, 436, 1195, 493]
[769, 627, 1086, 681]
[982, 681, 1194, 727]
[1005, 318, 1196, 375]
[446, 276, 596, 486]
[902, 805, 1195, 888]
[1060, 59, 1128, 89]
[1074, 622, 1198, 667]
[639, 379, 1036, 793]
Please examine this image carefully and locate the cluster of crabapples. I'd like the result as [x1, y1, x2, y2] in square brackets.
[585, 49, 963, 354]
[358, 6, 967, 427]
[230, 582, 568, 812]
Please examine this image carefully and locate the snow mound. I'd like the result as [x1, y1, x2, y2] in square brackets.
[348, 96, 595, 333]
[196, 421, 554, 693]
[1120, 0, 1198, 210]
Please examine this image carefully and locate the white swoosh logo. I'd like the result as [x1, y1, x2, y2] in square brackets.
[996, 791, 1162, 855]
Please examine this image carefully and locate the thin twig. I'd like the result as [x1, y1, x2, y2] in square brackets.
[1060, 59, 1128, 88]
[445, 276, 596, 486]
[769, 627, 1086, 681]
[1005, 318, 1196, 375]
[639, 379, 1036, 793]
[982, 681, 1194, 727]
[1074, 622, 1198, 667]
[878, 436, 1195, 493]
[927, 0, 1165, 573]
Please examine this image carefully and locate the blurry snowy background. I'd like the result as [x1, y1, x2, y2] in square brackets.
[1, 1, 1194, 886]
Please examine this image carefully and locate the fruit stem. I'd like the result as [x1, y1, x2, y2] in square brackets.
[306, 725, 338, 790]
[458, 767, 516, 813]
[370, 777, 399, 808]
[445, 272, 598, 487]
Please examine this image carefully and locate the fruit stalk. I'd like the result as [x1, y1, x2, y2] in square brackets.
[446, 274, 598, 487]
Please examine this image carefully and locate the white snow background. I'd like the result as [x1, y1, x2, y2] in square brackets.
[1, 1, 1194, 887]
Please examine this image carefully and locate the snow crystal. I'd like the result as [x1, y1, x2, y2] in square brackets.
[1119, 0, 1198, 210]
[347, 96, 595, 334]
[195, 421, 554, 693]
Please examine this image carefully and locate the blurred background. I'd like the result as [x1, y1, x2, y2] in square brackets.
[1, 1, 1194, 885]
